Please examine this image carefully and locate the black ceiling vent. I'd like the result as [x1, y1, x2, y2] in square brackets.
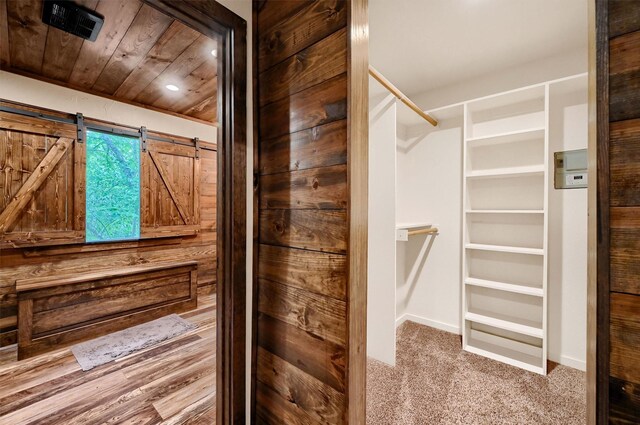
[42, 1, 104, 42]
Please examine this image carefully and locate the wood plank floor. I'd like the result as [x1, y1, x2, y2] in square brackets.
[0, 294, 216, 425]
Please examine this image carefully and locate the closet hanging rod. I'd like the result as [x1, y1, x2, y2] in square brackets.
[408, 227, 439, 236]
[369, 65, 438, 127]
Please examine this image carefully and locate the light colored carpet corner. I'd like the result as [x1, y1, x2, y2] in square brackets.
[367, 322, 586, 425]
[72, 314, 197, 371]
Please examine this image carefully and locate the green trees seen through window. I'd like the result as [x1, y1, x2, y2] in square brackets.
[85, 130, 141, 243]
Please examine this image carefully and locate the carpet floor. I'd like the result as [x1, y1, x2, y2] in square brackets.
[367, 321, 586, 425]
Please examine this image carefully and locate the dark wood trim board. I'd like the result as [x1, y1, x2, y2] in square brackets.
[143, 1, 248, 424]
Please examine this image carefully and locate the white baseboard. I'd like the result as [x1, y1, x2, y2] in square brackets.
[559, 355, 586, 371]
[396, 313, 460, 335]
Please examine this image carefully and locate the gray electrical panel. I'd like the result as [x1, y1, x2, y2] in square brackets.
[554, 149, 588, 189]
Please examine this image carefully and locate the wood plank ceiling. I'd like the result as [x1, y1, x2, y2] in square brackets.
[0, 0, 218, 124]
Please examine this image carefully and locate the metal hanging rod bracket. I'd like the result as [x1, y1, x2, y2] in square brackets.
[194, 137, 200, 159]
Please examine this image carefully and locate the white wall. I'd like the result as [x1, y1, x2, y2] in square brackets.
[411, 49, 587, 112]
[548, 84, 588, 370]
[394, 78, 588, 371]
[367, 91, 397, 365]
[395, 113, 464, 334]
[0, 71, 216, 141]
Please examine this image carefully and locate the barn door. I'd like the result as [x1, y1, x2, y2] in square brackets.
[140, 139, 200, 238]
[0, 112, 85, 248]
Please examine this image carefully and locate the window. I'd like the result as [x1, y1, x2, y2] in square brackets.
[85, 130, 141, 243]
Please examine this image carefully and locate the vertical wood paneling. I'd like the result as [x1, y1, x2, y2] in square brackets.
[254, 1, 365, 422]
[609, 119, 640, 206]
[259, 74, 348, 141]
[259, 209, 348, 254]
[257, 0, 347, 73]
[257, 313, 346, 393]
[610, 292, 640, 423]
[259, 120, 348, 176]
[255, 380, 321, 425]
[260, 164, 347, 210]
[258, 278, 347, 346]
[257, 347, 346, 424]
[259, 28, 347, 107]
[610, 293, 640, 383]
[258, 244, 347, 300]
[601, 1, 640, 422]
[609, 0, 640, 38]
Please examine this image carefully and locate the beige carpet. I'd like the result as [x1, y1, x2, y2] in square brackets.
[367, 321, 586, 425]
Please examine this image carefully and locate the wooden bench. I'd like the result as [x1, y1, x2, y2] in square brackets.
[16, 261, 198, 360]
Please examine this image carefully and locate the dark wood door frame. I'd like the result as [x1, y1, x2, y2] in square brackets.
[144, 1, 248, 424]
[590, 1, 610, 423]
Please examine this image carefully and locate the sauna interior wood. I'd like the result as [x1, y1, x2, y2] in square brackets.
[0, 100, 217, 356]
[0, 0, 218, 123]
[0, 0, 251, 422]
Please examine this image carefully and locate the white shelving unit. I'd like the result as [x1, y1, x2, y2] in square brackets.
[462, 83, 549, 375]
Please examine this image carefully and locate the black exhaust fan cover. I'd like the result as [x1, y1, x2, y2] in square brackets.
[42, 1, 104, 42]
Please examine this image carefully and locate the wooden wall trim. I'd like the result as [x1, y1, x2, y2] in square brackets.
[594, 0, 640, 422]
[587, 0, 599, 423]
[251, 2, 261, 424]
[253, 1, 368, 422]
[593, 0, 611, 422]
[347, 0, 369, 423]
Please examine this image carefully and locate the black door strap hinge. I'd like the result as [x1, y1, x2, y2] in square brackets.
[76, 113, 84, 143]
[140, 126, 148, 152]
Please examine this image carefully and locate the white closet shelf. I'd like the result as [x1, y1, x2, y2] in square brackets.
[465, 333, 544, 374]
[465, 310, 544, 339]
[465, 209, 545, 214]
[465, 345, 543, 374]
[466, 165, 544, 179]
[465, 277, 543, 297]
[465, 243, 544, 256]
[465, 128, 545, 146]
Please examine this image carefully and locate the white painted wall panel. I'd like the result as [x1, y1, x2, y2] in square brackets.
[367, 90, 397, 365]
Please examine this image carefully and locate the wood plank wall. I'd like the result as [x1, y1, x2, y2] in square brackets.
[253, 1, 367, 423]
[600, 1, 640, 422]
[0, 112, 217, 349]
